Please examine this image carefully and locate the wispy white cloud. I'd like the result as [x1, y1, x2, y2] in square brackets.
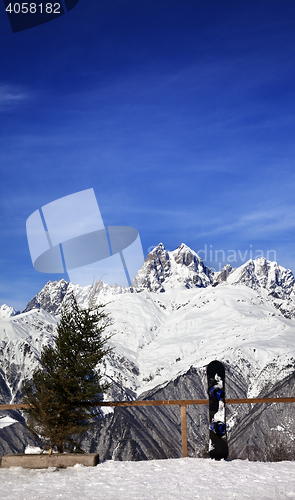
[197, 205, 295, 240]
[0, 83, 30, 109]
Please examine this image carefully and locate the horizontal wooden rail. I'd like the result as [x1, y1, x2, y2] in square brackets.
[1, 397, 294, 459]
[225, 396, 295, 405]
[101, 396, 295, 406]
[1, 396, 294, 411]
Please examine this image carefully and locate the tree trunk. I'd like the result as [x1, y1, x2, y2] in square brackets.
[56, 441, 63, 453]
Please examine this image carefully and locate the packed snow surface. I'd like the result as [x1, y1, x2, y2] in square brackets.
[0, 458, 294, 499]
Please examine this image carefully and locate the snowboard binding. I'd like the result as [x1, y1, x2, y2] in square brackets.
[209, 421, 227, 437]
[208, 387, 225, 401]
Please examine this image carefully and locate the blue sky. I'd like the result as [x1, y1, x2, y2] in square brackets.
[1, 0, 295, 310]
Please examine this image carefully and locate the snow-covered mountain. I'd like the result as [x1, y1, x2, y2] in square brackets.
[216, 257, 295, 318]
[133, 243, 213, 291]
[0, 304, 19, 319]
[0, 243, 295, 461]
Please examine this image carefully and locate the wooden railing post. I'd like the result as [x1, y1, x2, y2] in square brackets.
[180, 404, 187, 458]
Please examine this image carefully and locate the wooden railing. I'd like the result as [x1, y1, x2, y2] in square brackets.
[1, 396, 295, 458]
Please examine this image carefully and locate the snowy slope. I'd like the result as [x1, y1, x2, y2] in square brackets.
[0, 309, 57, 404]
[103, 284, 295, 398]
[0, 416, 18, 429]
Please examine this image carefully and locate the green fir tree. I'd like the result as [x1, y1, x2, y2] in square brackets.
[22, 285, 112, 454]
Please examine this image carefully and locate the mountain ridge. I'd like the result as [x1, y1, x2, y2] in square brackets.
[7, 242, 295, 322]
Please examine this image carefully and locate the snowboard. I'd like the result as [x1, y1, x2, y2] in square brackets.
[207, 360, 229, 460]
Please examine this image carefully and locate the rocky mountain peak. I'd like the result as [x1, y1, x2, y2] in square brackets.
[22, 279, 69, 315]
[132, 243, 172, 292]
[224, 257, 295, 300]
[133, 243, 213, 292]
[171, 243, 202, 264]
[213, 264, 235, 284]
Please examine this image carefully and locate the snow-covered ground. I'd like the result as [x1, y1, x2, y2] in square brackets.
[0, 458, 294, 500]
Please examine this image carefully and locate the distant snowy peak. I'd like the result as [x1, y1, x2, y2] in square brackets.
[133, 243, 213, 292]
[213, 264, 235, 284]
[213, 257, 295, 319]
[0, 304, 19, 319]
[222, 258, 295, 299]
[21, 278, 133, 316]
[22, 279, 70, 315]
